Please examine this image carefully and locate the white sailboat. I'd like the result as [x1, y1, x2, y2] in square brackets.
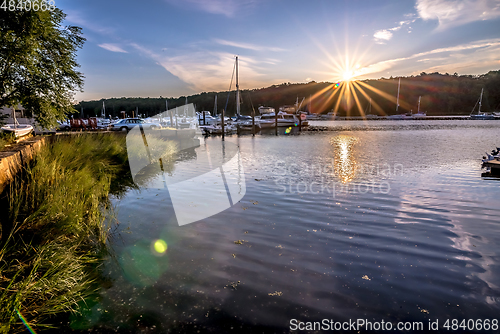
[365, 98, 378, 118]
[412, 96, 427, 118]
[470, 88, 494, 120]
[1, 106, 33, 137]
[388, 78, 405, 119]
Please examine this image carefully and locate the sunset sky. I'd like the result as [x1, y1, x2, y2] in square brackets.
[58, 0, 500, 101]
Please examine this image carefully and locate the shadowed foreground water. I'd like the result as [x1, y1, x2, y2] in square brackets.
[77, 120, 500, 333]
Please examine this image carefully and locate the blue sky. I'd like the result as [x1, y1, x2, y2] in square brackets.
[58, 0, 500, 101]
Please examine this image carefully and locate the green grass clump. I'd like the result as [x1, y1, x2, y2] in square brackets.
[0, 132, 16, 151]
[0, 133, 130, 333]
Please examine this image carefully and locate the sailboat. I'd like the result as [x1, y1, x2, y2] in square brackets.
[412, 96, 427, 118]
[470, 88, 494, 120]
[365, 98, 378, 118]
[388, 78, 406, 119]
[204, 57, 242, 135]
[1, 106, 33, 137]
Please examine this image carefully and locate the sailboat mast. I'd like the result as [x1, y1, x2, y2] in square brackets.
[396, 78, 400, 112]
[102, 101, 106, 118]
[479, 88, 483, 114]
[418, 96, 421, 113]
[236, 56, 240, 117]
[13, 107, 17, 128]
[214, 95, 218, 117]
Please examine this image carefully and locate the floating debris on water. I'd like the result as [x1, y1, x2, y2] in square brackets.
[268, 291, 283, 296]
[234, 240, 244, 245]
[225, 281, 241, 290]
[362, 275, 371, 280]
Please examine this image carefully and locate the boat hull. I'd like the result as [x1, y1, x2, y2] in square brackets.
[470, 114, 495, 120]
[1, 124, 33, 137]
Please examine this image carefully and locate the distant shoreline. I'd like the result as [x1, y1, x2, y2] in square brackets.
[308, 115, 499, 121]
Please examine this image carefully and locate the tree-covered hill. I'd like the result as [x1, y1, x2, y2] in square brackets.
[75, 70, 500, 118]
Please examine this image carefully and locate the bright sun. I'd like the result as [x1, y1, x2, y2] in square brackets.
[343, 70, 353, 81]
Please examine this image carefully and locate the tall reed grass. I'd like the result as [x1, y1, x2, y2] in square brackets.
[0, 133, 130, 333]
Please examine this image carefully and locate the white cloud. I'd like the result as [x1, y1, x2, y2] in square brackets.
[416, 0, 500, 29]
[128, 43, 274, 91]
[356, 38, 500, 76]
[373, 30, 393, 43]
[373, 17, 416, 43]
[65, 11, 115, 35]
[159, 52, 271, 91]
[163, 0, 257, 18]
[98, 43, 128, 53]
[214, 39, 285, 52]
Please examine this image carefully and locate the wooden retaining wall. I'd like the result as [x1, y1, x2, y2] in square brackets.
[0, 136, 48, 194]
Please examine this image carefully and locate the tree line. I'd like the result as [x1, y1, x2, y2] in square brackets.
[75, 70, 500, 118]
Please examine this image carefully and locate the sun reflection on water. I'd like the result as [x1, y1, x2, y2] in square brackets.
[331, 135, 358, 183]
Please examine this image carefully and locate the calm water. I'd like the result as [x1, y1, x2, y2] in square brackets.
[80, 120, 500, 333]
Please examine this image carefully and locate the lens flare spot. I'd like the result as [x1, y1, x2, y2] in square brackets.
[153, 239, 168, 254]
[333, 82, 340, 89]
[285, 127, 292, 134]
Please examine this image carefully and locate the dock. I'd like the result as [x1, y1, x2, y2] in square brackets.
[483, 159, 500, 173]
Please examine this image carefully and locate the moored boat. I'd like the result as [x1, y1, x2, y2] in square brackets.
[1, 107, 33, 137]
[1, 123, 33, 137]
[470, 88, 495, 120]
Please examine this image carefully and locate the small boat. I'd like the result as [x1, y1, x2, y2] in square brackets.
[1, 123, 33, 137]
[1, 107, 33, 137]
[259, 111, 300, 127]
[412, 96, 427, 118]
[201, 124, 236, 135]
[470, 88, 495, 120]
[388, 78, 411, 120]
[258, 106, 275, 115]
[482, 147, 500, 163]
[236, 120, 261, 132]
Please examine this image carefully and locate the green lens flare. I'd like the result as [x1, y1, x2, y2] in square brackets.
[153, 239, 168, 254]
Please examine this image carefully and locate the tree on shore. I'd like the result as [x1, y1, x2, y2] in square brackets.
[0, 9, 85, 128]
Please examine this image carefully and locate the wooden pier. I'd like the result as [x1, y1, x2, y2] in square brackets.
[483, 159, 500, 173]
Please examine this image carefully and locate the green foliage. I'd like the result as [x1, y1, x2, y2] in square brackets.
[0, 8, 85, 129]
[0, 134, 130, 333]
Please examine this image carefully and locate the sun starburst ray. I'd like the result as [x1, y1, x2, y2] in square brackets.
[349, 82, 366, 118]
[331, 82, 348, 116]
[351, 81, 386, 116]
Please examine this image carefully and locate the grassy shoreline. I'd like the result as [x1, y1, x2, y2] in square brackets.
[0, 133, 130, 333]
